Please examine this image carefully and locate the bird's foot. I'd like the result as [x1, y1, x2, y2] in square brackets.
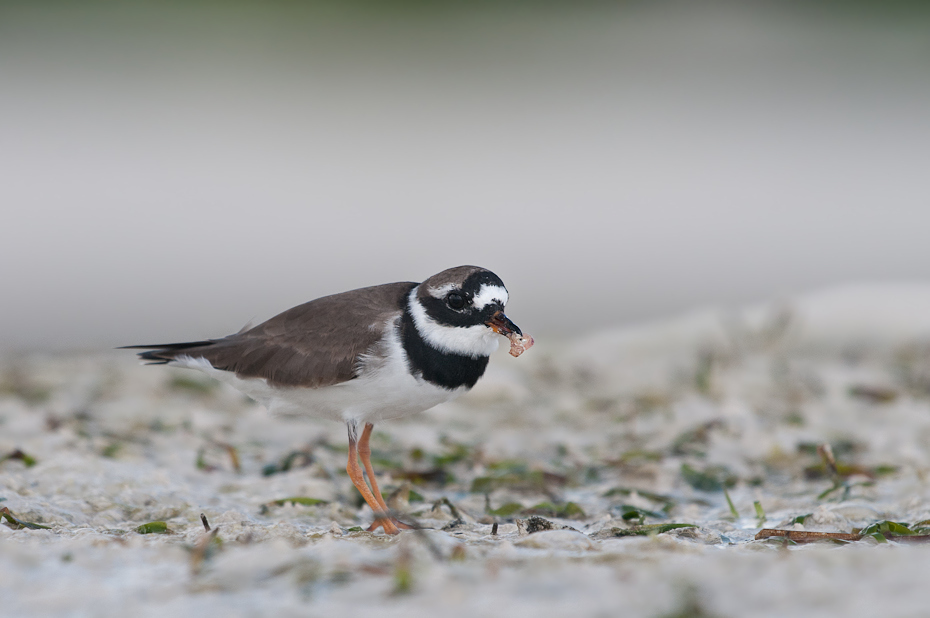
[367, 517, 414, 534]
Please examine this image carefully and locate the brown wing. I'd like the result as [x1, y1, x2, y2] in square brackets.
[127, 281, 416, 388]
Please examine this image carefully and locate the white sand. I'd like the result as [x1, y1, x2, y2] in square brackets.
[4, 285, 930, 616]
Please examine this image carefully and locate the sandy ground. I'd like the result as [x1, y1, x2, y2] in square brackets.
[5, 285, 930, 617]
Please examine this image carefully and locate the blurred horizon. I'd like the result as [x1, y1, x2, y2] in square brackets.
[3, 1, 930, 351]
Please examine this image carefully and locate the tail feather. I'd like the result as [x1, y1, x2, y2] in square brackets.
[118, 341, 217, 365]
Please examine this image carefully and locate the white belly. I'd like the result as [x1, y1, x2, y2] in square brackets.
[172, 327, 465, 424]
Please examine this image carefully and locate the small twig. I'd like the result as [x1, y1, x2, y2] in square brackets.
[818, 443, 839, 479]
[200, 513, 211, 532]
[221, 443, 242, 473]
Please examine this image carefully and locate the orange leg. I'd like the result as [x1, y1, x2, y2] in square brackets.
[358, 423, 414, 532]
[347, 424, 399, 535]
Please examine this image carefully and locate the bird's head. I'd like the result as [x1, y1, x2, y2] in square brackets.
[408, 266, 532, 358]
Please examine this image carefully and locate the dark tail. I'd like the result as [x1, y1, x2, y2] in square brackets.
[118, 341, 217, 365]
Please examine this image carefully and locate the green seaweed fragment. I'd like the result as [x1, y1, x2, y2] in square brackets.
[680, 463, 735, 492]
[488, 502, 523, 517]
[619, 505, 665, 524]
[611, 523, 697, 537]
[101, 443, 121, 459]
[0, 507, 51, 530]
[261, 449, 314, 476]
[754, 501, 766, 525]
[270, 497, 328, 507]
[134, 521, 169, 534]
[521, 501, 587, 520]
[603, 487, 676, 513]
[723, 489, 739, 519]
[1, 449, 37, 468]
[558, 502, 586, 519]
[859, 521, 917, 537]
[432, 441, 472, 467]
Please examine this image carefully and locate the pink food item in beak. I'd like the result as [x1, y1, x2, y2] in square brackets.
[507, 333, 534, 357]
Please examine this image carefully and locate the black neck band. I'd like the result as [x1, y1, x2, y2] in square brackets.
[400, 308, 489, 390]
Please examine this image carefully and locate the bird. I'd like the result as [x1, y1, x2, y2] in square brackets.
[122, 265, 533, 534]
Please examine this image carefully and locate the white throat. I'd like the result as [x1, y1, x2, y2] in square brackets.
[408, 287, 500, 358]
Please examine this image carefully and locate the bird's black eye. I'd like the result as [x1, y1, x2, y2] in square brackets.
[446, 292, 465, 310]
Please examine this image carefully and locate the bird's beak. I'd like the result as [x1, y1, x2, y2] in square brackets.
[486, 311, 523, 337]
[487, 309, 534, 357]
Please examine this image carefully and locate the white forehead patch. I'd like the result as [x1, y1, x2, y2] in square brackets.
[408, 288, 500, 358]
[427, 283, 456, 299]
[472, 284, 509, 310]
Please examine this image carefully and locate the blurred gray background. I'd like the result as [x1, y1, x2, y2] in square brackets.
[2, 1, 929, 351]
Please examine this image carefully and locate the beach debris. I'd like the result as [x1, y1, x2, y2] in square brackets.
[522, 502, 586, 520]
[514, 516, 578, 535]
[603, 487, 676, 514]
[723, 489, 739, 519]
[809, 442, 889, 501]
[218, 442, 241, 473]
[857, 520, 930, 542]
[0, 507, 51, 530]
[754, 501, 766, 526]
[196, 441, 242, 473]
[396, 468, 451, 486]
[261, 448, 315, 476]
[431, 438, 474, 467]
[756, 520, 930, 544]
[618, 505, 665, 525]
[848, 384, 898, 403]
[100, 442, 122, 458]
[608, 523, 697, 537]
[680, 463, 736, 492]
[755, 529, 860, 543]
[260, 497, 328, 514]
[672, 420, 724, 457]
[487, 502, 523, 517]
[0, 448, 37, 468]
[470, 463, 567, 494]
[135, 521, 169, 534]
[819, 443, 838, 477]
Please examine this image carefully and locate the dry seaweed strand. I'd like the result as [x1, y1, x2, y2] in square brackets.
[755, 529, 860, 543]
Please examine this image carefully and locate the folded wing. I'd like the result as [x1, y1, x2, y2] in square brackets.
[123, 281, 416, 388]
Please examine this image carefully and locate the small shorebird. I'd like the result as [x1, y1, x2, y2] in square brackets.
[123, 266, 533, 534]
